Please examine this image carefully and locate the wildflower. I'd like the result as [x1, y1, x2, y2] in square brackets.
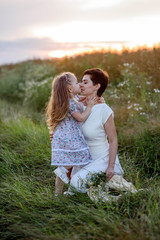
[123, 63, 130, 67]
[127, 105, 133, 110]
[146, 81, 151, 85]
[150, 102, 157, 108]
[154, 89, 160, 93]
[110, 94, 120, 99]
[117, 80, 129, 88]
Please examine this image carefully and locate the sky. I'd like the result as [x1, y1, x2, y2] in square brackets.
[0, 0, 160, 65]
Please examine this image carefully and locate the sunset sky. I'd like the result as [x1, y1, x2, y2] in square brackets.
[0, 0, 160, 65]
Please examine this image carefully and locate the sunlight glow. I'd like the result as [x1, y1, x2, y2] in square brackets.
[48, 47, 94, 58]
[33, 14, 160, 60]
[82, 0, 122, 9]
[48, 41, 160, 59]
[32, 15, 160, 44]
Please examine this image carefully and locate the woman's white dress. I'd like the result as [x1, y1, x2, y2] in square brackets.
[70, 103, 124, 193]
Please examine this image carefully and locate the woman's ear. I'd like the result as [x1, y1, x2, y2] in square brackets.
[95, 83, 101, 90]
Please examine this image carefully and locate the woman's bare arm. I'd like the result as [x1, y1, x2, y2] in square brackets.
[104, 115, 118, 180]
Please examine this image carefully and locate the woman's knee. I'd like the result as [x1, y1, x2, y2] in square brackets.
[70, 173, 79, 188]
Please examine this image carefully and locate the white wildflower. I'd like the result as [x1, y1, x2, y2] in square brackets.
[127, 105, 133, 110]
[146, 81, 151, 85]
[117, 80, 129, 88]
[110, 94, 120, 99]
[150, 102, 157, 108]
[123, 63, 130, 67]
[154, 89, 160, 93]
[134, 106, 143, 111]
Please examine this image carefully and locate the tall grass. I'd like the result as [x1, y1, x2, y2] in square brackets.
[0, 48, 160, 239]
[0, 114, 160, 240]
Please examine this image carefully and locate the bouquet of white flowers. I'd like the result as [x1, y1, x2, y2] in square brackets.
[85, 171, 138, 203]
[85, 171, 122, 203]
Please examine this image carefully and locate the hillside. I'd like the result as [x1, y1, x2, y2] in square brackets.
[0, 48, 160, 240]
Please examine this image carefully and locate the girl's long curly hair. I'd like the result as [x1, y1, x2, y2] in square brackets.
[46, 72, 75, 133]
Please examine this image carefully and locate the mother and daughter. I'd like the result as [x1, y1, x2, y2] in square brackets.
[46, 68, 124, 196]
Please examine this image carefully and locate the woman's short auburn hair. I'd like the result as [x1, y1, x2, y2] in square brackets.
[82, 68, 109, 97]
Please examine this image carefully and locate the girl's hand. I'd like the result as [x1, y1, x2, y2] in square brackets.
[79, 95, 87, 106]
[97, 96, 105, 103]
[105, 167, 114, 181]
[87, 97, 97, 107]
[50, 132, 53, 142]
[79, 95, 86, 102]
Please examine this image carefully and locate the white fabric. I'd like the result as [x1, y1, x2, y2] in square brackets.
[105, 175, 137, 193]
[70, 155, 123, 193]
[70, 103, 124, 193]
[86, 175, 138, 203]
[82, 104, 113, 160]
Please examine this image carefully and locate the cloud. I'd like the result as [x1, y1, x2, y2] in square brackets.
[0, 38, 55, 65]
[0, 37, 76, 64]
[0, 37, 92, 52]
[0, 37, 127, 65]
[0, 0, 160, 40]
[0, 0, 160, 64]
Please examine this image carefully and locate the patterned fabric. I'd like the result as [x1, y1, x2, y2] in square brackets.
[51, 99, 92, 166]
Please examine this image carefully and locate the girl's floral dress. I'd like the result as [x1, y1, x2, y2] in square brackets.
[51, 99, 92, 166]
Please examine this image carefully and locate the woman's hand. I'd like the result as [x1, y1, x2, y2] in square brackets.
[79, 95, 87, 106]
[105, 167, 114, 181]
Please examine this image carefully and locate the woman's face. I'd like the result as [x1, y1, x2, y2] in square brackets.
[80, 74, 98, 96]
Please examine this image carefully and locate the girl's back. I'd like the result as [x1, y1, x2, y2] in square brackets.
[51, 99, 92, 166]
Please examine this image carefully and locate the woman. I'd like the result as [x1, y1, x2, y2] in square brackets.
[68, 68, 124, 193]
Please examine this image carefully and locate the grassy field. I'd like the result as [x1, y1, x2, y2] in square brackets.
[0, 48, 160, 239]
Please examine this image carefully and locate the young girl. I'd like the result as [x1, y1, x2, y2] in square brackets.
[46, 72, 96, 196]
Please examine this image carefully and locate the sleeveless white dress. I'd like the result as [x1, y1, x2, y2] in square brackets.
[70, 103, 124, 193]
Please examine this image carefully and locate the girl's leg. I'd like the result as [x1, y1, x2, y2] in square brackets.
[55, 176, 64, 196]
[54, 166, 72, 195]
[54, 166, 71, 184]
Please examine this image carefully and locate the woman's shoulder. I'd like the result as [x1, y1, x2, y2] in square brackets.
[95, 103, 113, 112]
[98, 103, 113, 124]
